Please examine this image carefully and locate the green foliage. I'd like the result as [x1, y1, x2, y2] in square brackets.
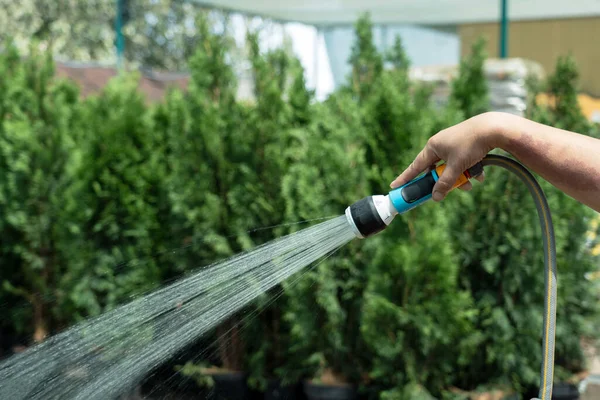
[449, 37, 489, 119]
[63, 72, 165, 317]
[386, 36, 410, 72]
[157, 16, 252, 374]
[348, 13, 383, 99]
[0, 41, 80, 341]
[360, 203, 478, 397]
[0, 0, 115, 61]
[281, 91, 372, 384]
[446, 42, 600, 393]
[379, 383, 436, 400]
[243, 31, 315, 390]
[152, 20, 309, 385]
[446, 38, 547, 392]
[526, 54, 600, 378]
[0, 1, 228, 70]
[527, 55, 598, 137]
[348, 19, 478, 398]
[263, 20, 374, 384]
[162, 12, 240, 270]
[175, 361, 215, 389]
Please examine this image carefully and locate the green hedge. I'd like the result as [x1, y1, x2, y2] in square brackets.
[0, 13, 598, 399]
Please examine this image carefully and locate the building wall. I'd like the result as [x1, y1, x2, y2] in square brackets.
[459, 17, 600, 96]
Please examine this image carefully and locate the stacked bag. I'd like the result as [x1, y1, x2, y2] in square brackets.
[409, 58, 545, 116]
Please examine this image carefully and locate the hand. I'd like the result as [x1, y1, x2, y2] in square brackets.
[390, 112, 505, 201]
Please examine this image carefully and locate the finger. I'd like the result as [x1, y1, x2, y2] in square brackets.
[475, 171, 485, 183]
[390, 146, 439, 188]
[432, 163, 463, 201]
[457, 181, 473, 191]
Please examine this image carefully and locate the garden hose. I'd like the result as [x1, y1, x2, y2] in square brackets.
[345, 154, 557, 400]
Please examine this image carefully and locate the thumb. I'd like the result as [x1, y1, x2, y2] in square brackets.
[432, 164, 463, 202]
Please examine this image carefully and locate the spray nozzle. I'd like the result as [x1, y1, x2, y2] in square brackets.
[345, 195, 397, 239]
[346, 161, 483, 239]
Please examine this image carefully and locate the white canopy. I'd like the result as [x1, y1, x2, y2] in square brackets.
[193, 0, 600, 26]
[194, 0, 600, 99]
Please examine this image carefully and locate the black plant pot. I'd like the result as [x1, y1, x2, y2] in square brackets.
[522, 383, 580, 400]
[552, 383, 579, 400]
[303, 381, 357, 400]
[264, 380, 299, 400]
[210, 371, 251, 400]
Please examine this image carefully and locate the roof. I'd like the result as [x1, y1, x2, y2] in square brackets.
[192, 0, 600, 26]
[54, 61, 256, 103]
[55, 62, 190, 103]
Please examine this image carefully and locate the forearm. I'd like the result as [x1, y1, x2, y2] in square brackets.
[489, 113, 600, 212]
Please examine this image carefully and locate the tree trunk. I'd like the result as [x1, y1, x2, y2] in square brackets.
[273, 306, 280, 370]
[32, 298, 47, 343]
[229, 320, 242, 371]
[32, 245, 53, 343]
[216, 318, 244, 371]
[217, 322, 232, 370]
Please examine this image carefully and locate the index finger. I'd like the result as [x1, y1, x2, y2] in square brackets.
[390, 145, 439, 189]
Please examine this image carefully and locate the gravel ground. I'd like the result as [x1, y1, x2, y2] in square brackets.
[581, 380, 600, 400]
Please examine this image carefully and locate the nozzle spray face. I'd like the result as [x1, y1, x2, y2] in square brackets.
[345, 195, 398, 239]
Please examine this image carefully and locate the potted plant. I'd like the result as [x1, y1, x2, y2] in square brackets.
[240, 27, 317, 400]
[446, 384, 519, 400]
[175, 361, 216, 399]
[277, 93, 373, 399]
[276, 56, 373, 400]
[210, 316, 251, 399]
[282, 241, 371, 400]
[302, 361, 359, 400]
[176, 316, 251, 400]
[246, 288, 302, 400]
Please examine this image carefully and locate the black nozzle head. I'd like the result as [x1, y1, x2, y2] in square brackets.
[346, 196, 386, 238]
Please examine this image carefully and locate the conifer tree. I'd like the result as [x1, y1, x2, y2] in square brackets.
[526, 55, 600, 382]
[281, 90, 372, 386]
[386, 35, 410, 72]
[62, 72, 164, 318]
[283, 15, 476, 398]
[449, 37, 489, 119]
[352, 21, 477, 397]
[348, 13, 383, 100]
[162, 13, 248, 372]
[0, 42, 80, 342]
[447, 42, 600, 392]
[280, 21, 374, 385]
[242, 31, 313, 390]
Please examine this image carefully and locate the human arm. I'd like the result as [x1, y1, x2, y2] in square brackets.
[390, 112, 600, 212]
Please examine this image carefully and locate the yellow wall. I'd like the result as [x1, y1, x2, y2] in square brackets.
[536, 93, 600, 121]
[459, 17, 600, 96]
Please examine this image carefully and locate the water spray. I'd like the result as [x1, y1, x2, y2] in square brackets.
[345, 154, 557, 400]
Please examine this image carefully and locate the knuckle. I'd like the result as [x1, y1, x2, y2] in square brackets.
[435, 179, 453, 191]
[426, 137, 436, 149]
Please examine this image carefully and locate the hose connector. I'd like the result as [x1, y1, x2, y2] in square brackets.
[345, 195, 398, 238]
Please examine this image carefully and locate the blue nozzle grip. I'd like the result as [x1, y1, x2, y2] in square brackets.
[388, 169, 440, 214]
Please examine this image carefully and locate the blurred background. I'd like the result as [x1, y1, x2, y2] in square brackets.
[0, 1, 600, 399]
